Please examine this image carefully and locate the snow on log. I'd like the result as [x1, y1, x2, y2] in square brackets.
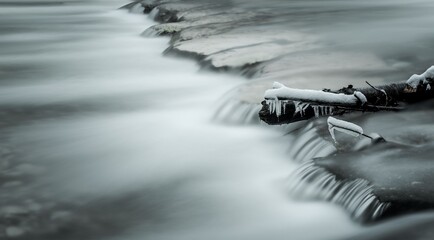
[327, 116, 364, 143]
[259, 68, 434, 125]
[259, 82, 375, 125]
[264, 82, 367, 107]
[406, 66, 434, 88]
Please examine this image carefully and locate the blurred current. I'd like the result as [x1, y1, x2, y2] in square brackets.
[0, 0, 363, 239]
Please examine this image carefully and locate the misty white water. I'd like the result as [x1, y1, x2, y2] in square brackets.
[0, 1, 362, 239]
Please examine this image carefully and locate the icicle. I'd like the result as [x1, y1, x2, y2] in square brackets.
[286, 100, 291, 114]
[379, 89, 388, 105]
[295, 102, 301, 116]
[281, 100, 290, 115]
[312, 105, 334, 118]
[266, 100, 274, 114]
[313, 105, 319, 117]
[294, 102, 310, 117]
[275, 98, 281, 117]
[324, 106, 332, 115]
[299, 103, 304, 117]
[302, 103, 309, 116]
[266, 98, 285, 117]
[294, 101, 301, 117]
[329, 106, 335, 115]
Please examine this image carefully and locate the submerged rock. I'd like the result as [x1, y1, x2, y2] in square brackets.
[314, 141, 434, 220]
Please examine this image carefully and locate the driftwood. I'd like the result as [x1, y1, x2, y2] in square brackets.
[259, 80, 434, 125]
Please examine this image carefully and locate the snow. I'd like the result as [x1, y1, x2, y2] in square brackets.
[151, 22, 186, 34]
[264, 82, 367, 106]
[354, 91, 367, 105]
[379, 89, 388, 104]
[264, 83, 369, 118]
[327, 117, 364, 143]
[406, 66, 434, 88]
[272, 82, 285, 89]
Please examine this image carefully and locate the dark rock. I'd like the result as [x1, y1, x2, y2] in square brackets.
[314, 141, 434, 220]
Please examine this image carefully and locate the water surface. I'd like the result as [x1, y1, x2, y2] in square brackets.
[0, 1, 360, 239]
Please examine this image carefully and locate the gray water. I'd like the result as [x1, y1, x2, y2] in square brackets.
[0, 1, 362, 239]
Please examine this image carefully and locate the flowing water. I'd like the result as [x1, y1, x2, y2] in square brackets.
[0, 0, 364, 239]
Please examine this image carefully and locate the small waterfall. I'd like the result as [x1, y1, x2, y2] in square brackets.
[212, 79, 387, 223]
[288, 161, 390, 223]
[125, 1, 147, 14]
[212, 84, 263, 124]
[213, 99, 261, 124]
[141, 27, 161, 37]
[250, 117, 390, 222]
[213, 90, 386, 222]
[285, 122, 336, 162]
[148, 7, 160, 20]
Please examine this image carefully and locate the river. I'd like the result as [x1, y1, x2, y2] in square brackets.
[0, 0, 362, 239]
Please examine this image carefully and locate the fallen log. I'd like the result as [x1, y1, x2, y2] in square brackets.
[259, 68, 434, 125]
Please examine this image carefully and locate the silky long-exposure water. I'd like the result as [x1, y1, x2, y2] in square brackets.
[0, 1, 363, 239]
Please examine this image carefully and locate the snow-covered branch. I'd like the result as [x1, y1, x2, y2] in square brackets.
[264, 82, 367, 107]
[327, 117, 365, 143]
[259, 67, 434, 125]
[406, 66, 434, 89]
